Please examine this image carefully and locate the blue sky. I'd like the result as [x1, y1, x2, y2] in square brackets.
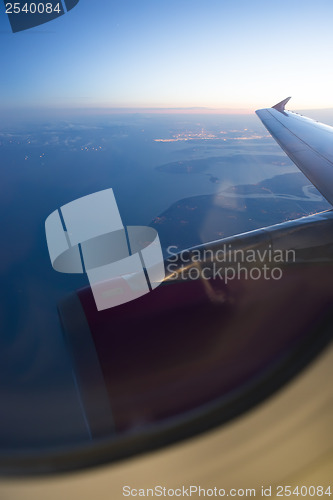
[1, 0, 333, 112]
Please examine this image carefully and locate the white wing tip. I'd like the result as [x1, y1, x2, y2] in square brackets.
[272, 96, 292, 113]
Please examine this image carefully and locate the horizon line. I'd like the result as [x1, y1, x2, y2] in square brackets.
[2, 105, 333, 116]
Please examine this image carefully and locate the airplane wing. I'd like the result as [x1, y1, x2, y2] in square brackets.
[256, 97, 333, 206]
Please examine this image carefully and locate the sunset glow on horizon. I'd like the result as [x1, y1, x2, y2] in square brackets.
[1, 1, 333, 113]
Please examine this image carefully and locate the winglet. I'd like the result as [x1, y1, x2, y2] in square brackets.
[272, 97, 292, 113]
